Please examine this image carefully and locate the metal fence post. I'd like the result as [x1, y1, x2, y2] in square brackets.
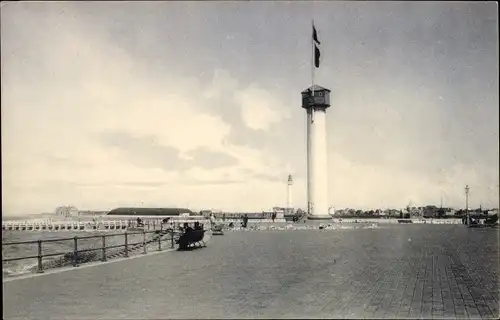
[158, 233, 162, 251]
[124, 232, 129, 258]
[102, 235, 107, 262]
[170, 229, 174, 249]
[37, 240, 44, 273]
[73, 236, 78, 267]
[142, 231, 147, 255]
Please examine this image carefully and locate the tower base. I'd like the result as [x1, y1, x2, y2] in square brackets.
[307, 215, 333, 220]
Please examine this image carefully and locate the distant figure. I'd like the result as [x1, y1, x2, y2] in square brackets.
[272, 212, 276, 223]
[136, 217, 143, 227]
[222, 213, 226, 222]
[194, 221, 202, 230]
[210, 213, 216, 229]
[184, 222, 193, 233]
[242, 214, 249, 228]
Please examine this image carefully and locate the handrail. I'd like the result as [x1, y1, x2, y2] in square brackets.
[2, 229, 181, 274]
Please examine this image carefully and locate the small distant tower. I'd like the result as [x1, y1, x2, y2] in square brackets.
[287, 175, 293, 214]
[301, 84, 332, 220]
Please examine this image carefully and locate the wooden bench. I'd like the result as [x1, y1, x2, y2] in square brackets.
[176, 229, 206, 250]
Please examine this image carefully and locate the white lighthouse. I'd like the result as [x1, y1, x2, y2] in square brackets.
[302, 84, 332, 220]
[287, 174, 293, 214]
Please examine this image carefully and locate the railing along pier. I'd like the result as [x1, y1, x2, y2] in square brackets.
[2, 229, 181, 275]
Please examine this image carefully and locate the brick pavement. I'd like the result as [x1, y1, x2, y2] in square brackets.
[3, 225, 499, 319]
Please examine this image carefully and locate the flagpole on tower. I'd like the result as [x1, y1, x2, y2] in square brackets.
[311, 20, 315, 97]
[308, 19, 316, 216]
[311, 20, 317, 124]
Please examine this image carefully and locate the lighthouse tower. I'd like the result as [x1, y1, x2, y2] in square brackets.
[287, 174, 293, 214]
[301, 85, 332, 220]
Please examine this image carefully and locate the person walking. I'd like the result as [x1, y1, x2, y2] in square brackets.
[210, 213, 216, 230]
[242, 214, 249, 228]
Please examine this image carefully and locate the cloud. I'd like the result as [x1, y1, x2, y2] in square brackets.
[100, 131, 184, 171]
[235, 84, 291, 131]
[1, 5, 293, 215]
[100, 130, 240, 172]
[185, 147, 239, 170]
[202, 69, 292, 132]
[202, 69, 240, 100]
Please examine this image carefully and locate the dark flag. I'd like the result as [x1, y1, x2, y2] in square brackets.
[314, 43, 320, 68]
[312, 23, 321, 68]
[313, 25, 321, 45]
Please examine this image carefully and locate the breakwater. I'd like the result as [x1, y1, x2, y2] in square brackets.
[2, 217, 209, 232]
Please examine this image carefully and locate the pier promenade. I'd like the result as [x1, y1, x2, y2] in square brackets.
[3, 224, 499, 319]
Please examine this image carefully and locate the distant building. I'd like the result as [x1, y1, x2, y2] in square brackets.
[55, 206, 79, 217]
[273, 207, 285, 219]
[445, 209, 456, 217]
[106, 207, 193, 216]
[200, 210, 212, 217]
[78, 210, 108, 216]
[422, 205, 438, 218]
[335, 209, 346, 216]
[487, 209, 499, 216]
[386, 209, 399, 217]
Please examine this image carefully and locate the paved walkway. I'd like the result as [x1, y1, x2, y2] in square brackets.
[3, 225, 499, 319]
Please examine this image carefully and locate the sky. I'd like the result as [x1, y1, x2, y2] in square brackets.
[1, 1, 499, 216]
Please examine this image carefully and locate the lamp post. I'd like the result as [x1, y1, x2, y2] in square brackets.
[465, 185, 470, 225]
